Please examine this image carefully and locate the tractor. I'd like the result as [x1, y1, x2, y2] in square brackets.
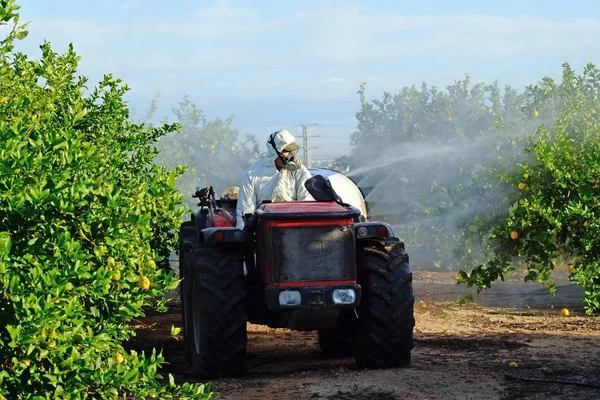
[178, 168, 415, 378]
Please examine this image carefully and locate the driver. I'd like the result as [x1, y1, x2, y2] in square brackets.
[236, 129, 314, 228]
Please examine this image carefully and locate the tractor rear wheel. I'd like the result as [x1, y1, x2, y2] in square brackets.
[178, 221, 197, 363]
[190, 245, 247, 378]
[352, 238, 415, 369]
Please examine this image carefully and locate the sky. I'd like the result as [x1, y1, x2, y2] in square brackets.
[12, 0, 600, 159]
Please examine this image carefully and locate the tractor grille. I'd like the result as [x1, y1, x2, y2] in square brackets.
[264, 224, 356, 283]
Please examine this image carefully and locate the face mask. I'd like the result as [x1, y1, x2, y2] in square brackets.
[269, 133, 299, 172]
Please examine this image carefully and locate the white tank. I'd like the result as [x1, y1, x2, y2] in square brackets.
[308, 168, 368, 220]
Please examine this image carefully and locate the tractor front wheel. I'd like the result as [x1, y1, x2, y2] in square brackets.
[179, 221, 197, 363]
[189, 245, 247, 378]
[352, 238, 415, 369]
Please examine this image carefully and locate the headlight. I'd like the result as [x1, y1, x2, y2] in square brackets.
[332, 288, 356, 305]
[356, 226, 368, 238]
[278, 290, 301, 306]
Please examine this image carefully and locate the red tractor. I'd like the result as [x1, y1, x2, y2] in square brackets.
[178, 169, 414, 378]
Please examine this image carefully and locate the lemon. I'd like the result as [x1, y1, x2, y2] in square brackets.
[107, 256, 116, 266]
[139, 276, 150, 290]
[510, 231, 518, 240]
[519, 199, 525, 205]
[518, 183, 526, 190]
[65, 282, 74, 291]
[23, 359, 31, 367]
[509, 361, 518, 368]
[523, 173, 529, 179]
[115, 353, 124, 364]
[447, 116, 453, 122]
[532, 110, 539, 118]
[110, 271, 121, 281]
[145, 259, 156, 269]
[567, 264, 575, 274]
[561, 308, 569, 317]
[583, 221, 589, 227]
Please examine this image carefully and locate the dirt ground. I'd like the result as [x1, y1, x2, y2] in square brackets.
[127, 270, 600, 399]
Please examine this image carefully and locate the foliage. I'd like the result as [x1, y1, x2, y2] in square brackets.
[0, 2, 215, 397]
[350, 63, 600, 313]
[152, 96, 262, 209]
[459, 63, 600, 314]
[351, 77, 527, 270]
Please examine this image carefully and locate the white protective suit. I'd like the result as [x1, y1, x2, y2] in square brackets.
[235, 130, 314, 228]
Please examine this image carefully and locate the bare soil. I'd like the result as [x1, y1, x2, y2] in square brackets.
[127, 270, 600, 399]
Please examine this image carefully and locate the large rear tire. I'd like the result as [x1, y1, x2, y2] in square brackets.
[190, 245, 247, 378]
[352, 238, 415, 369]
[179, 221, 197, 363]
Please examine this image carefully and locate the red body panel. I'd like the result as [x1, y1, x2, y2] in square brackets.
[260, 201, 348, 214]
[210, 210, 235, 227]
[271, 280, 356, 287]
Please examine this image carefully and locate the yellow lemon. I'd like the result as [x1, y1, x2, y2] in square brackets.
[518, 183, 526, 190]
[510, 231, 518, 240]
[145, 259, 156, 269]
[523, 173, 529, 179]
[509, 361, 518, 368]
[110, 271, 121, 281]
[567, 264, 575, 274]
[532, 110, 539, 117]
[561, 308, 569, 317]
[583, 221, 589, 227]
[139, 276, 150, 290]
[23, 359, 31, 367]
[107, 256, 116, 266]
[519, 199, 525, 205]
[115, 353, 124, 364]
[447, 116, 453, 122]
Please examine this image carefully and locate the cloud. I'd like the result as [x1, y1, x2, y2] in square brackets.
[13, 1, 600, 154]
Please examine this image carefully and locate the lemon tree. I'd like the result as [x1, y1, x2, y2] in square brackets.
[0, 2, 215, 397]
[153, 96, 262, 209]
[459, 63, 600, 314]
[351, 77, 525, 270]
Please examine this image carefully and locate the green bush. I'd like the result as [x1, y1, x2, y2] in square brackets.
[0, 2, 215, 397]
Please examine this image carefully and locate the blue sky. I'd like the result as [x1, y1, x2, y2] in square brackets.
[14, 0, 600, 158]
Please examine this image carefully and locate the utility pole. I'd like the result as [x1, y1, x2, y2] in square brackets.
[297, 123, 319, 168]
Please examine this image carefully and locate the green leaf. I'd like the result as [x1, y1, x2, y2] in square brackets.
[0, 232, 11, 255]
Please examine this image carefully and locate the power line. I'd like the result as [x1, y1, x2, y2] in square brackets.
[296, 123, 319, 168]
